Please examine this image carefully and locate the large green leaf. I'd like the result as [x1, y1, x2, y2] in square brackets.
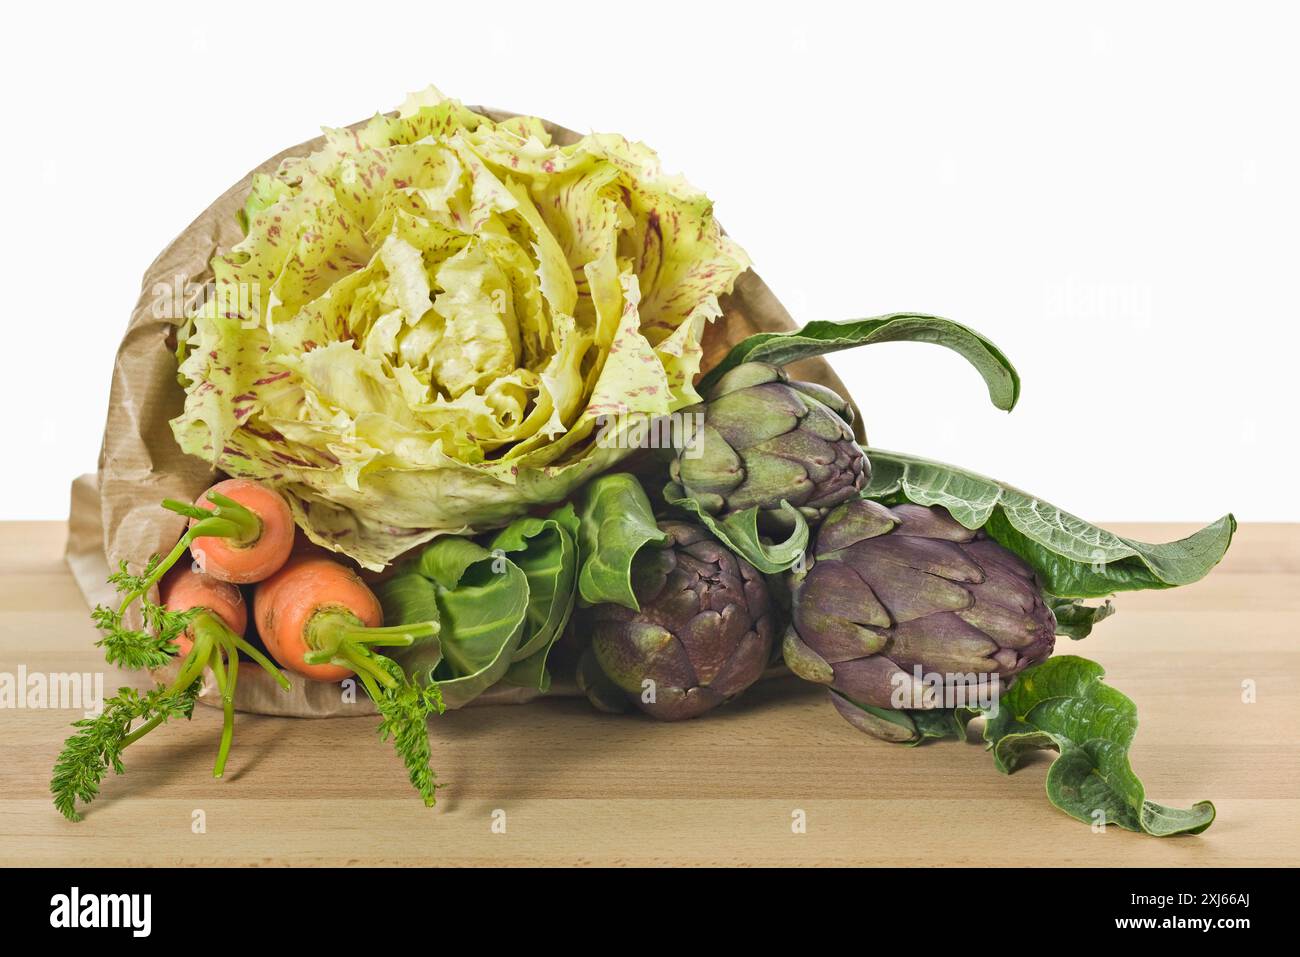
[865, 449, 1235, 599]
[698, 313, 1020, 411]
[575, 474, 669, 610]
[489, 504, 580, 692]
[662, 483, 809, 574]
[831, 656, 1215, 837]
[983, 656, 1216, 836]
[377, 537, 530, 709]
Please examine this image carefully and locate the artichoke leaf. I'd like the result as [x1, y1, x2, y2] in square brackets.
[663, 483, 809, 575]
[699, 313, 1020, 412]
[829, 691, 970, 746]
[1048, 597, 1116, 640]
[865, 449, 1235, 600]
[982, 655, 1216, 837]
[575, 646, 632, 714]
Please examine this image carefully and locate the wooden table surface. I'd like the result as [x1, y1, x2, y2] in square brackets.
[1, 520, 1296, 867]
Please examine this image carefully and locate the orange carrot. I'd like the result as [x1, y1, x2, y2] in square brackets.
[253, 557, 445, 806]
[51, 492, 300, 820]
[183, 479, 295, 584]
[160, 564, 289, 777]
[104, 479, 294, 639]
[159, 565, 247, 656]
[254, 558, 433, 683]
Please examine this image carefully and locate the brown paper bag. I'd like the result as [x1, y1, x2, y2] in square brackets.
[64, 106, 861, 718]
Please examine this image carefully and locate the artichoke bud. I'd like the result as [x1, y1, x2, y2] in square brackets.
[828, 690, 928, 743]
[576, 647, 632, 715]
[708, 361, 786, 397]
[672, 362, 869, 529]
[580, 521, 775, 721]
[787, 500, 1056, 725]
[786, 379, 856, 429]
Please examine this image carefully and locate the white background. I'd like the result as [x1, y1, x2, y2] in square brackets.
[2, 1, 1295, 521]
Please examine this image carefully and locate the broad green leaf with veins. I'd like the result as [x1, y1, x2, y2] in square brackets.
[171, 87, 749, 569]
[833, 656, 1217, 836]
[490, 504, 580, 691]
[983, 656, 1216, 836]
[575, 473, 669, 611]
[699, 312, 1020, 411]
[376, 537, 530, 710]
[865, 449, 1235, 599]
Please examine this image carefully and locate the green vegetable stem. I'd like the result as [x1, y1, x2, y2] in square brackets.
[299, 615, 437, 685]
[95, 491, 260, 653]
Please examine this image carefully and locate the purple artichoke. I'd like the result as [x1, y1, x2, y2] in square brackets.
[669, 362, 868, 530]
[578, 521, 775, 720]
[785, 499, 1055, 735]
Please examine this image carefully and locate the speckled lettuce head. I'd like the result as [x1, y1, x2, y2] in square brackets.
[171, 87, 750, 568]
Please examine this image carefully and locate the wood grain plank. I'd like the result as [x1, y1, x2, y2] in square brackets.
[1, 521, 1296, 867]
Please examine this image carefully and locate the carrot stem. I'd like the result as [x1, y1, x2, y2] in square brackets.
[119, 634, 212, 749]
[203, 491, 262, 545]
[226, 642, 240, 705]
[230, 634, 291, 691]
[115, 510, 252, 618]
[115, 534, 193, 616]
[355, 668, 385, 702]
[119, 709, 168, 748]
[170, 640, 212, 695]
[339, 647, 401, 689]
[122, 613, 279, 774]
[210, 644, 234, 778]
[343, 621, 439, 646]
[160, 500, 210, 520]
[302, 609, 434, 685]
